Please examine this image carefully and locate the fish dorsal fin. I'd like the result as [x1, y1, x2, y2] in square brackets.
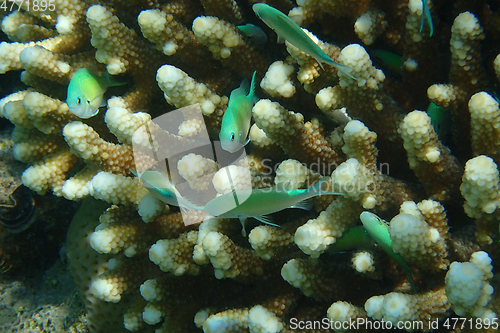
[307, 177, 329, 193]
[380, 217, 390, 227]
[85, 65, 100, 76]
[254, 215, 280, 228]
[83, 66, 108, 90]
[290, 198, 313, 210]
[229, 79, 250, 105]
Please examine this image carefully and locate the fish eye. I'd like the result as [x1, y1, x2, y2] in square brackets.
[230, 132, 235, 141]
[76, 97, 81, 105]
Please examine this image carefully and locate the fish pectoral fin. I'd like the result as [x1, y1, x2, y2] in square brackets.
[254, 215, 280, 228]
[179, 203, 190, 214]
[239, 216, 248, 237]
[315, 58, 325, 71]
[90, 95, 105, 109]
[291, 198, 313, 210]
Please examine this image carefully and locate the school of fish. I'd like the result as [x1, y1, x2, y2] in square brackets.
[67, 3, 436, 275]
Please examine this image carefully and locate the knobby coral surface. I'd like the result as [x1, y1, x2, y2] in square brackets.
[1, 0, 500, 332]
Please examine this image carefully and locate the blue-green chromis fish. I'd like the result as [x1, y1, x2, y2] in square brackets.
[237, 24, 267, 46]
[370, 49, 403, 76]
[420, 0, 434, 37]
[252, 3, 356, 80]
[66, 68, 124, 119]
[204, 177, 343, 235]
[360, 211, 417, 292]
[131, 170, 204, 211]
[326, 226, 372, 254]
[427, 102, 450, 141]
[219, 71, 258, 153]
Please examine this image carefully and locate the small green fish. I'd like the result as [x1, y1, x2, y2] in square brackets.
[219, 71, 258, 153]
[252, 3, 356, 79]
[420, 0, 434, 37]
[370, 49, 403, 76]
[326, 226, 372, 253]
[204, 177, 342, 235]
[131, 170, 204, 211]
[66, 68, 124, 119]
[360, 211, 417, 292]
[427, 102, 450, 141]
[237, 24, 267, 46]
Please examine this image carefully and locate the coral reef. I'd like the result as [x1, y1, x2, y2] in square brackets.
[1, 0, 500, 332]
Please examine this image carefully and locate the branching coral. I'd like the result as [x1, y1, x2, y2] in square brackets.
[1, 0, 500, 332]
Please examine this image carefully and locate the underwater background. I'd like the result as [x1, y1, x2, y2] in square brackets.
[1, 0, 500, 332]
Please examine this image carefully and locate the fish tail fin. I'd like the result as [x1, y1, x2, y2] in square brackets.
[419, 1, 425, 33]
[103, 71, 127, 87]
[248, 71, 259, 104]
[425, 1, 434, 37]
[420, 0, 434, 37]
[323, 57, 357, 80]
